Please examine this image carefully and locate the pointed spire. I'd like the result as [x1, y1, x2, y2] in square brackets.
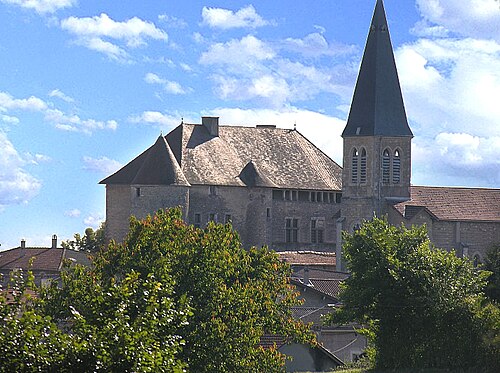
[342, 0, 412, 138]
[132, 135, 190, 186]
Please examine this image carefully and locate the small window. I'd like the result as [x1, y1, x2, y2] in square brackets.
[266, 208, 271, 219]
[209, 185, 217, 196]
[473, 254, 481, 267]
[194, 213, 201, 228]
[311, 218, 325, 244]
[135, 187, 141, 197]
[285, 218, 299, 243]
[224, 214, 232, 224]
[382, 149, 391, 184]
[209, 213, 217, 223]
[335, 193, 342, 204]
[292, 190, 298, 201]
[272, 190, 283, 200]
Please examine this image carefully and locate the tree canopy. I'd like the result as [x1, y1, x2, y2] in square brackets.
[61, 224, 106, 253]
[0, 208, 313, 372]
[328, 218, 499, 371]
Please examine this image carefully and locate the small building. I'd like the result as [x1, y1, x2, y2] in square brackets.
[0, 235, 91, 288]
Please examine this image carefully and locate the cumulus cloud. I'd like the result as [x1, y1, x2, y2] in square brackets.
[0, 132, 41, 211]
[0, 91, 47, 111]
[45, 109, 117, 133]
[282, 32, 357, 58]
[129, 111, 186, 128]
[60, 13, 168, 60]
[0, 0, 75, 14]
[415, 0, 500, 41]
[49, 89, 75, 103]
[201, 5, 272, 29]
[1, 114, 20, 124]
[82, 156, 122, 174]
[144, 72, 190, 94]
[200, 35, 354, 107]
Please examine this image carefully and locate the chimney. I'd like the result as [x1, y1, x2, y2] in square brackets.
[19, 239, 26, 258]
[202, 116, 219, 137]
[52, 234, 57, 249]
[21, 239, 26, 249]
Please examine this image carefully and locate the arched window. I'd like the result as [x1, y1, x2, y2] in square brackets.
[351, 148, 359, 183]
[360, 148, 367, 184]
[382, 148, 390, 184]
[392, 149, 401, 184]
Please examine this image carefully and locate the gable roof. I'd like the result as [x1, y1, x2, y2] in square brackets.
[100, 135, 189, 186]
[278, 251, 337, 267]
[394, 186, 500, 222]
[103, 123, 343, 190]
[342, 0, 412, 138]
[0, 247, 91, 272]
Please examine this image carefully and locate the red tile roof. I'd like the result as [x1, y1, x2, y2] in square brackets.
[394, 186, 500, 222]
[0, 248, 64, 272]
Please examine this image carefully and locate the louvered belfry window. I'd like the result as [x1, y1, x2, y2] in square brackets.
[351, 148, 359, 183]
[382, 149, 391, 184]
[360, 148, 367, 183]
[392, 149, 401, 184]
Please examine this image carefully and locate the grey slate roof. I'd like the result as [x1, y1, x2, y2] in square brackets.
[170, 124, 342, 190]
[342, 0, 412, 138]
[394, 186, 500, 222]
[102, 123, 343, 190]
[101, 135, 190, 186]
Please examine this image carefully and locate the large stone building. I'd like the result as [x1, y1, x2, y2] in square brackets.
[100, 0, 499, 265]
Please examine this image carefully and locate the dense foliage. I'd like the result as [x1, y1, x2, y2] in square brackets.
[484, 243, 500, 303]
[328, 218, 499, 371]
[0, 208, 313, 372]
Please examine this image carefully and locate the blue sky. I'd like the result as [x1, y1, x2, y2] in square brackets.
[1, 0, 499, 249]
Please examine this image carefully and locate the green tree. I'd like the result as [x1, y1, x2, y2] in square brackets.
[484, 243, 500, 303]
[94, 208, 314, 372]
[328, 218, 499, 371]
[62, 223, 106, 253]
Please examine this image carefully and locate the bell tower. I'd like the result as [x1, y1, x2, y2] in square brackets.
[341, 0, 413, 235]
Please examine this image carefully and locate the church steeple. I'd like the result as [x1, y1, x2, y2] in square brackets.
[342, 0, 412, 138]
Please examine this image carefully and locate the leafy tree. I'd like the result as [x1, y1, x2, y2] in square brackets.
[1, 208, 312, 372]
[93, 208, 314, 372]
[484, 243, 500, 303]
[62, 223, 106, 253]
[328, 218, 499, 371]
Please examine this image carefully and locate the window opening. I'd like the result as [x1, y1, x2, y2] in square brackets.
[194, 213, 201, 229]
[351, 148, 359, 183]
[224, 214, 232, 224]
[392, 149, 401, 184]
[209, 185, 217, 196]
[360, 148, 367, 183]
[285, 218, 298, 243]
[311, 218, 325, 244]
[382, 149, 391, 184]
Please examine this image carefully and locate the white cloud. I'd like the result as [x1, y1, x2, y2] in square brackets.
[0, 91, 47, 111]
[282, 32, 357, 58]
[144, 72, 189, 94]
[158, 14, 187, 28]
[129, 111, 185, 128]
[65, 208, 81, 218]
[416, 0, 500, 41]
[201, 5, 271, 29]
[83, 213, 104, 229]
[1, 0, 75, 14]
[1, 114, 20, 124]
[200, 35, 275, 66]
[82, 156, 122, 174]
[0, 132, 41, 211]
[45, 108, 118, 133]
[24, 152, 51, 165]
[60, 13, 168, 60]
[49, 89, 75, 103]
